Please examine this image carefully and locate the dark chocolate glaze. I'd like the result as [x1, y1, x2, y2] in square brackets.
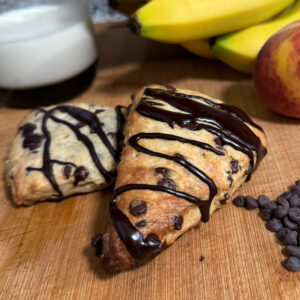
[173, 92, 263, 131]
[141, 88, 266, 174]
[25, 105, 126, 199]
[108, 87, 267, 264]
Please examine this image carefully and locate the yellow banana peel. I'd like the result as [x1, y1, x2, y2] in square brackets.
[212, 0, 300, 73]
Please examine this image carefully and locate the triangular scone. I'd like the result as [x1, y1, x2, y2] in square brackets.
[6, 103, 127, 205]
[93, 85, 267, 272]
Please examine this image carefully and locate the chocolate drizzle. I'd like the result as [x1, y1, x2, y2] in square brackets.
[129, 132, 218, 212]
[108, 87, 267, 264]
[25, 105, 126, 199]
[140, 88, 266, 175]
[110, 184, 204, 262]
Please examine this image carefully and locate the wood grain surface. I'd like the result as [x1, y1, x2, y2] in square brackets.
[1, 23, 300, 300]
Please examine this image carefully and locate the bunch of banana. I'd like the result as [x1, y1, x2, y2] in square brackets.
[125, 0, 299, 73]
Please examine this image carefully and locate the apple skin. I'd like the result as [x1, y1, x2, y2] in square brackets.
[254, 21, 300, 118]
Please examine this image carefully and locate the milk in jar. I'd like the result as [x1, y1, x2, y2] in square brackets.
[0, 2, 97, 89]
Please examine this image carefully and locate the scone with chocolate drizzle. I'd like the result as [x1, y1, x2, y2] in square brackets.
[92, 84, 268, 272]
[6, 103, 127, 205]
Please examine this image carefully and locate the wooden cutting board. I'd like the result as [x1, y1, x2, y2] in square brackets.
[1, 23, 300, 300]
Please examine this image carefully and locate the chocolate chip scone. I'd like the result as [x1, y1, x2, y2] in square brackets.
[92, 84, 268, 272]
[6, 103, 127, 205]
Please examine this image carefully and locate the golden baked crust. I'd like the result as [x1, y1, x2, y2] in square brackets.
[6, 103, 127, 205]
[94, 84, 268, 272]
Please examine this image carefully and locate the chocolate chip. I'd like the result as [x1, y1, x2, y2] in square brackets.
[172, 215, 183, 230]
[135, 220, 147, 228]
[279, 191, 292, 199]
[73, 166, 89, 186]
[258, 195, 270, 207]
[199, 256, 205, 262]
[214, 137, 223, 147]
[227, 175, 233, 187]
[289, 195, 300, 208]
[245, 195, 258, 210]
[21, 124, 41, 151]
[230, 160, 239, 173]
[276, 197, 289, 207]
[283, 230, 298, 246]
[174, 153, 185, 160]
[286, 245, 300, 258]
[295, 180, 300, 186]
[233, 195, 245, 207]
[274, 205, 289, 219]
[76, 122, 85, 128]
[107, 132, 116, 138]
[266, 217, 282, 232]
[220, 194, 229, 205]
[291, 186, 300, 196]
[277, 228, 291, 242]
[158, 178, 176, 190]
[264, 201, 277, 210]
[129, 199, 147, 216]
[95, 109, 105, 114]
[23, 134, 43, 150]
[63, 165, 73, 179]
[283, 216, 299, 231]
[263, 208, 273, 221]
[91, 233, 102, 257]
[284, 256, 300, 272]
[288, 207, 300, 222]
[154, 167, 169, 177]
[21, 123, 36, 136]
[145, 233, 160, 247]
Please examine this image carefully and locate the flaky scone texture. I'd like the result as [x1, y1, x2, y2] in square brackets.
[6, 103, 127, 205]
[97, 85, 268, 272]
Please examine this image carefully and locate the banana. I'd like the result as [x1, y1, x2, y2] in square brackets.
[181, 39, 216, 59]
[127, 0, 294, 43]
[212, 0, 300, 73]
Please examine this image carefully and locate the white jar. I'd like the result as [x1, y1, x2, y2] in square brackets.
[0, 0, 98, 89]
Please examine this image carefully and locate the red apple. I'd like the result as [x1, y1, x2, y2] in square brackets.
[254, 21, 300, 118]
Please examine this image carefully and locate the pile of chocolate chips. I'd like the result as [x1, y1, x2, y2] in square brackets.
[233, 180, 300, 272]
